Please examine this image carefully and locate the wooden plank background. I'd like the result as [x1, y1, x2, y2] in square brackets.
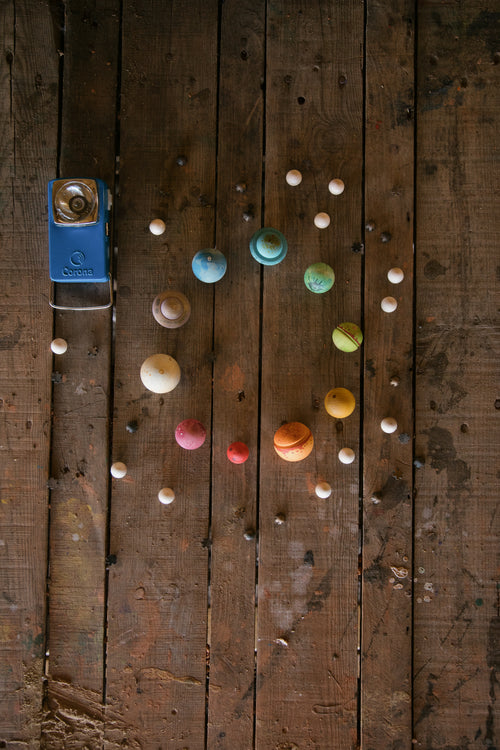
[0, 1, 498, 749]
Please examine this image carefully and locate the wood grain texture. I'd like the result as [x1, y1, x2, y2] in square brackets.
[104, 2, 219, 746]
[414, 2, 500, 747]
[207, 1, 265, 746]
[44, 9, 119, 747]
[0, 1, 57, 742]
[256, 2, 363, 747]
[3, 2, 500, 747]
[362, 1, 415, 746]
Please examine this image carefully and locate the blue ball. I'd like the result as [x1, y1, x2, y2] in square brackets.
[192, 249, 227, 283]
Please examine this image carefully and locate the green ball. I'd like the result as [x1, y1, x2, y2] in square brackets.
[304, 262, 335, 293]
[332, 322, 363, 352]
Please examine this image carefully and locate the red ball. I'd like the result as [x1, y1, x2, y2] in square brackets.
[227, 441, 249, 464]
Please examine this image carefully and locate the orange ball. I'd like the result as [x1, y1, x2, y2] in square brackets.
[324, 387, 356, 418]
[273, 422, 314, 462]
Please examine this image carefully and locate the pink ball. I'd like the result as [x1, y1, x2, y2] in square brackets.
[227, 441, 249, 464]
[175, 419, 206, 450]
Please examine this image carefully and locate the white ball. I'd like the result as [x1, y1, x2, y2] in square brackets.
[314, 212, 331, 229]
[286, 169, 302, 186]
[158, 487, 175, 505]
[328, 178, 345, 195]
[110, 461, 127, 478]
[315, 481, 332, 499]
[381, 417, 398, 434]
[149, 218, 166, 236]
[381, 296, 398, 313]
[338, 448, 355, 464]
[140, 354, 181, 394]
[387, 267, 404, 284]
[51, 338, 68, 355]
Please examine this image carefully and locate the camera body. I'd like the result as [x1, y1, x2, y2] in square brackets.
[48, 178, 111, 284]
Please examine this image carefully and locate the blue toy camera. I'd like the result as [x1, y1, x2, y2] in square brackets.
[48, 178, 112, 310]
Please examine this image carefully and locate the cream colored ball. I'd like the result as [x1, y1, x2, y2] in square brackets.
[149, 218, 166, 235]
[51, 338, 68, 354]
[328, 178, 345, 195]
[381, 296, 398, 313]
[381, 417, 398, 434]
[338, 447, 355, 464]
[314, 212, 331, 229]
[315, 482, 332, 499]
[286, 169, 302, 186]
[158, 487, 175, 505]
[110, 462, 127, 478]
[140, 354, 181, 393]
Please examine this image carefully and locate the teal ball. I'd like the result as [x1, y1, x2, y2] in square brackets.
[192, 249, 227, 283]
[304, 262, 335, 293]
[249, 228, 288, 266]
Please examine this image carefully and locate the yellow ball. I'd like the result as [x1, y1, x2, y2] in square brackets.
[324, 388, 356, 418]
[273, 422, 314, 462]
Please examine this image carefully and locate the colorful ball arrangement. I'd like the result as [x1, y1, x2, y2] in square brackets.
[304, 262, 335, 293]
[140, 354, 181, 394]
[192, 249, 227, 283]
[273, 422, 314, 462]
[175, 419, 206, 450]
[324, 387, 356, 418]
[332, 322, 363, 352]
[132, 163, 402, 504]
[227, 441, 250, 464]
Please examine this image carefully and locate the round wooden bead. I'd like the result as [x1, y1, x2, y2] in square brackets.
[51, 338, 68, 354]
[149, 218, 166, 235]
[110, 462, 127, 478]
[158, 487, 175, 504]
[314, 212, 331, 229]
[328, 178, 345, 195]
[286, 169, 302, 186]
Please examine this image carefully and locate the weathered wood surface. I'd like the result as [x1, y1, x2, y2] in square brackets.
[0, 1, 57, 743]
[208, 1, 264, 746]
[42, 3, 120, 747]
[362, 1, 415, 746]
[413, 2, 500, 748]
[0, 2, 498, 748]
[105, 1, 218, 746]
[256, 2, 363, 747]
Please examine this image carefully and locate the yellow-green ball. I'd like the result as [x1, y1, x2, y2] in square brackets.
[324, 387, 356, 418]
[332, 322, 363, 352]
